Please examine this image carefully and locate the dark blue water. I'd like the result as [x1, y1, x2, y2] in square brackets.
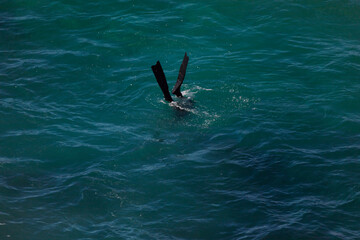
[1, 0, 360, 239]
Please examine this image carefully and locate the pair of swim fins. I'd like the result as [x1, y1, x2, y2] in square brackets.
[151, 52, 189, 102]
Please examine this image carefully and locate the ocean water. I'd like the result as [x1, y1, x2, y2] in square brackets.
[1, 0, 360, 239]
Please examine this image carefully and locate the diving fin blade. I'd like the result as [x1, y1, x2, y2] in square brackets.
[172, 52, 189, 98]
[151, 61, 173, 102]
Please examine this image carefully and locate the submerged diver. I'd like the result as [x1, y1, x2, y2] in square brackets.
[151, 52, 189, 102]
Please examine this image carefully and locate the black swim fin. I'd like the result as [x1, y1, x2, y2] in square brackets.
[172, 52, 189, 98]
[151, 61, 173, 102]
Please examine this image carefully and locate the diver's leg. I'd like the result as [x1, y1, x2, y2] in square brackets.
[151, 61, 173, 102]
[172, 52, 189, 97]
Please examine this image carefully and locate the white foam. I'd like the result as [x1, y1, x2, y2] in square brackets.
[169, 101, 197, 114]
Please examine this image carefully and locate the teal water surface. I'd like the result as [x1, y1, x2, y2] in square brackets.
[1, 0, 360, 239]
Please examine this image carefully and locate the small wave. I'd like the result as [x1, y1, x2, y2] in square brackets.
[194, 86, 213, 91]
[181, 85, 213, 98]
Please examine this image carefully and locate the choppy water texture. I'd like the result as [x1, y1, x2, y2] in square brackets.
[1, 0, 360, 239]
